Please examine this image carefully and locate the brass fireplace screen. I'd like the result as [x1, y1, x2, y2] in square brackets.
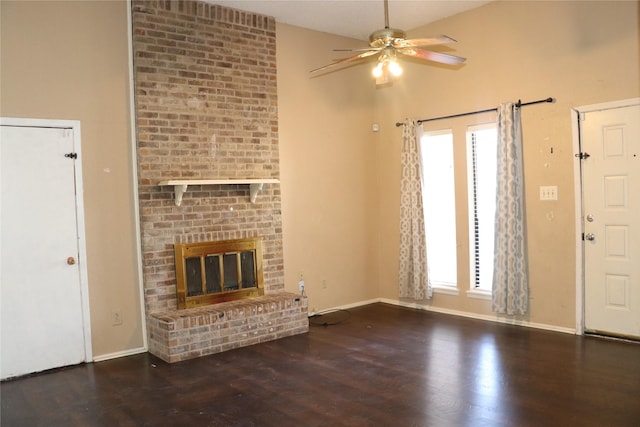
[174, 238, 264, 309]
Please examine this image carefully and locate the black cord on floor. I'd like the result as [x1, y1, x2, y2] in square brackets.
[308, 309, 351, 327]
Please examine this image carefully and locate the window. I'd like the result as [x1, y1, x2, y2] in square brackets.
[467, 124, 498, 292]
[420, 129, 457, 288]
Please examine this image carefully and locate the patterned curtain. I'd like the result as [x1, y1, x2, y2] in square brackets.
[492, 103, 529, 315]
[398, 119, 431, 300]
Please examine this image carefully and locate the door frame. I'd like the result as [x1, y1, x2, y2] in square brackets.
[1, 117, 93, 362]
[571, 98, 640, 335]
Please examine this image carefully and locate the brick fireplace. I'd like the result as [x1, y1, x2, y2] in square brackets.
[131, 0, 308, 362]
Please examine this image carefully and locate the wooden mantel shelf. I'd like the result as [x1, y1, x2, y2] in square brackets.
[158, 179, 280, 206]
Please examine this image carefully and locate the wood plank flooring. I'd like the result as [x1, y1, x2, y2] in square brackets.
[2, 303, 639, 426]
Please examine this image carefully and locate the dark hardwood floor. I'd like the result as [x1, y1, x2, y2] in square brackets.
[2, 303, 639, 426]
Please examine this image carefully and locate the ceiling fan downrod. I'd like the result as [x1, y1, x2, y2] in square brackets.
[384, 0, 389, 29]
[371, 0, 406, 47]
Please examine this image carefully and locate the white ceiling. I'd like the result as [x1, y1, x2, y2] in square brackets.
[206, 1, 492, 41]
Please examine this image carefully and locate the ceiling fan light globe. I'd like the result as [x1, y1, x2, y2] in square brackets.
[372, 62, 384, 78]
[389, 61, 403, 76]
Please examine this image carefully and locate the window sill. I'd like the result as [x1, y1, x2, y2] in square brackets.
[466, 289, 492, 300]
[432, 285, 459, 296]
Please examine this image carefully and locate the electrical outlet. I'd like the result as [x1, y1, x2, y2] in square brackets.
[298, 271, 304, 280]
[298, 280, 305, 293]
[112, 309, 123, 326]
[322, 279, 328, 289]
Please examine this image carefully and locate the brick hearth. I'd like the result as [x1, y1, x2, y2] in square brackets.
[148, 292, 308, 363]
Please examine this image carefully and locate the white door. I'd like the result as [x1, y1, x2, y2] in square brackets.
[581, 103, 640, 339]
[1, 122, 91, 379]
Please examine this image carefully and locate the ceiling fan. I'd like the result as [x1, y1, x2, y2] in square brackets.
[310, 0, 466, 85]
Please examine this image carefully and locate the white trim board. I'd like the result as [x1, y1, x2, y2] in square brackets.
[127, 0, 149, 352]
[574, 97, 640, 113]
[571, 108, 584, 335]
[381, 298, 576, 335]
[92, 346, 147, 363]
[310, 297, 576, 335]
[308, 298, 381, 317]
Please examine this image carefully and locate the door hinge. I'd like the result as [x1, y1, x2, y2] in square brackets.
[581, 232, 585, 241]
[579, 112, 586, 122]
[575, 152, 590, 160]
[64, 152, 77, 159]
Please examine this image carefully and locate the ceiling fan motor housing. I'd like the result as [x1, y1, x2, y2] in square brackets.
[369, 28, 407, 48]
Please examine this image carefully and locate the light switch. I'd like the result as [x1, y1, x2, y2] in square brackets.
[540, 185, 558, 201]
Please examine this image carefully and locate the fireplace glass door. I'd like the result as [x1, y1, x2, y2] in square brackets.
[175, 238, 264, 308]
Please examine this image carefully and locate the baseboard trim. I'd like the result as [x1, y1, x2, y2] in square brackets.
[313, 298, 575, 335]
[380, 298, 576, 335]
[93, 346, 147, 363]
[96, 300, 574, 362]
[308, 298, 381, 316]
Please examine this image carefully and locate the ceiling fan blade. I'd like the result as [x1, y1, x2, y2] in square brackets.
[398, 47, 466, 65]
[394, 35, 457, 49]
[333, 47, 384, 52]
[310, 50, 380, 74]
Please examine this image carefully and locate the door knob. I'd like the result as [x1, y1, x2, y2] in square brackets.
[586, 214, 595, 222]
[585, 233, 596, 241]
[67, 257, 76, 265]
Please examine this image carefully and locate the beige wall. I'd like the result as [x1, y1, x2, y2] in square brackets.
[1, 1, 144, 357]
[277, 24, 380, 314]
[373, 0, 639, 328]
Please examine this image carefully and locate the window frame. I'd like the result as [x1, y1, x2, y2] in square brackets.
[465, 122, 497, 299]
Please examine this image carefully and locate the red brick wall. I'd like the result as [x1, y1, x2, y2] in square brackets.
[131, 0, 282, 314]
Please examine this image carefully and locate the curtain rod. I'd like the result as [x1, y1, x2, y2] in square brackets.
[395, 97, 555, 127]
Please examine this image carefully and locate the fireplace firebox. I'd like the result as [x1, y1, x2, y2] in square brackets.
[174, 238, 264, 309]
